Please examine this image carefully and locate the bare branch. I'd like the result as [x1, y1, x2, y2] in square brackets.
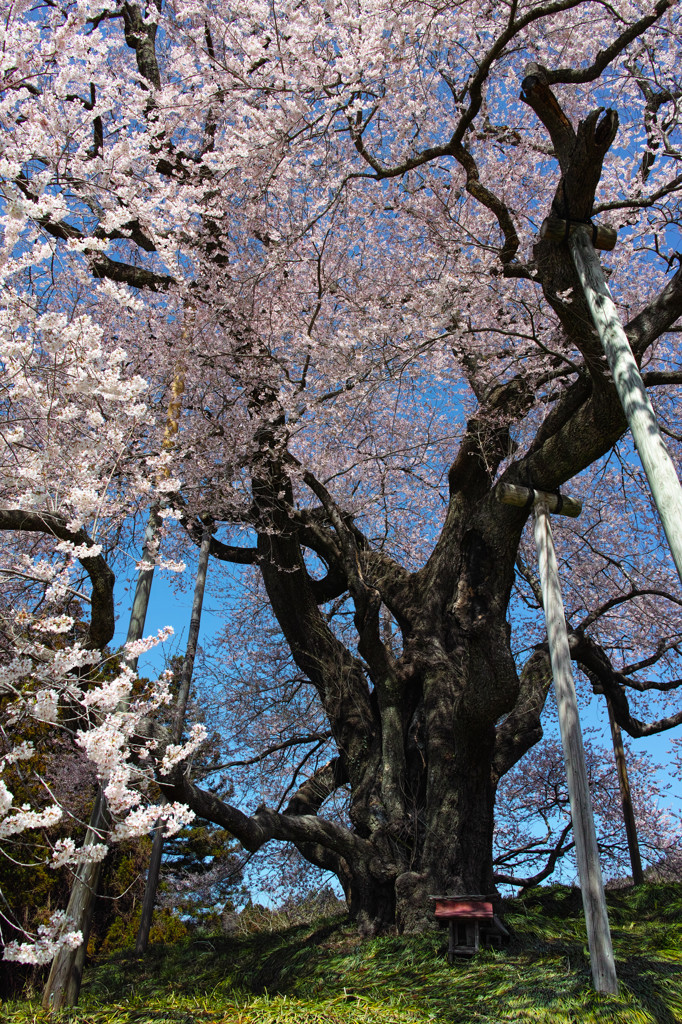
[494, 822, 575, 889]
[215, 733, 333, 771]
[543, 2, 675, 86]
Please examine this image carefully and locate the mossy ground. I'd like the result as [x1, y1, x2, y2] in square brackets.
[5, 883, 682, 1023]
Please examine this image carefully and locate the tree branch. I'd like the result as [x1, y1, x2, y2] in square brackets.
[0, 510, 115, 650]
[91, 254, 173, 291]
[627, 260, 682, 357]
[494, 822, 574, 889]
[214, 733, 333, 772]
[643, 370, 682, 387]
[572, 630, 682, 737]
[543, 2, 675, 86]
[161, 772, 396, 880]
[284, 756, 347, 816]
[576, 586, 682, 632]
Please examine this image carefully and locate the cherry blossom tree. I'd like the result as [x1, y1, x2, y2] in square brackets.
[493, 733, 680, 891]
[1, 0, 682, 956]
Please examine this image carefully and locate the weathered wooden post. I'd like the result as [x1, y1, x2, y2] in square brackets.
[606, 700, 645, 887]
[41, 792, 109, 1008]
[592, 684, 645, 887]
[498, 483, 619, 995]
[542, 217, 682, 587]
[135, 522, 212, 954]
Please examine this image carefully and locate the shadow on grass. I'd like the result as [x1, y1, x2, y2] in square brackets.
[619, 955, 682, 1024]
[10, 885, 681, 1024]
[81, 916, 350, 1006]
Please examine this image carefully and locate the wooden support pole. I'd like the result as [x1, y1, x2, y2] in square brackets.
[44, 312, 195, 1008]
[43, 508, 159, 1007]
[591, 681, 644, 886]
[532, 499, 618, 994]
[42, 793, 110, 1010]
[499, 485, 618, 992]
[605, 698, 645, 887]
[134, 523, 212, 955]
[172, 521, 212, 739]
[569, 228, 682, 589]
[134, 816, 165, 955]
[124, 506, 162, 671]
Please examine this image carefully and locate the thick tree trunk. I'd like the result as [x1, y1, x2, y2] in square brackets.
[164, 594, 531, 937]
[164, 485, 540, 938]
[340, 629, 512, 934]
[346, 865, 398, 937]
[341, 726, 499, 935]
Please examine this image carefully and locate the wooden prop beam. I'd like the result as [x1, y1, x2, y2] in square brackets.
[42, 793, 110, 1009]
[499, 486, 618, 994]
[593, 684, 645, 887]
[566, 226, 682, 589]
[43, 310, 195, 1009]
[606, 700, 645, 887]
[533, 500, 619, 994]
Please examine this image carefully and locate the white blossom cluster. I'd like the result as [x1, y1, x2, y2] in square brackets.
[0, 306, 153, 530]
[3, 912, 83, 966]
[0, 293, 204, 963]
[0, 624, 203, 962]
[159, 723, 208, 775]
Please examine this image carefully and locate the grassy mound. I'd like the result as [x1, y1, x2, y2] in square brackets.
[5, 883, 682, 1023]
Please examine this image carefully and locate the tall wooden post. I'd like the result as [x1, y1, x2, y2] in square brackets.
[124, 508, 163, 670]
[41, 792, 109, 1009]
[590, 682, 644, 886]
[135, 522, 212, 954]
[134, 816, 166, 955]
[605, 697, 645, 886]
[567, 227, 682, 588]
[498, 483, 618, 995]
[533, 498, 618, 993]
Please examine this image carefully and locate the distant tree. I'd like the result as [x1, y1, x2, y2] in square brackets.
[493, 734, 680, 891]
[157, 821, 246, 929]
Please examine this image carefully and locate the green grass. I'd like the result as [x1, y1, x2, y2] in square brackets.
[4, 883, 682, 1023]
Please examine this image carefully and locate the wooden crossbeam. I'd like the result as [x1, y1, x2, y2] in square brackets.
[541, 216, 617, 251]
[496, 483, 581, 517]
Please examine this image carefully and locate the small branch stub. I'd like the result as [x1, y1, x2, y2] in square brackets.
[541, 217, 617, 252]
[496, 483, 582, 518]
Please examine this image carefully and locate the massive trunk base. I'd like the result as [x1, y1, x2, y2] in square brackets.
[344, 743, 499, 935]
